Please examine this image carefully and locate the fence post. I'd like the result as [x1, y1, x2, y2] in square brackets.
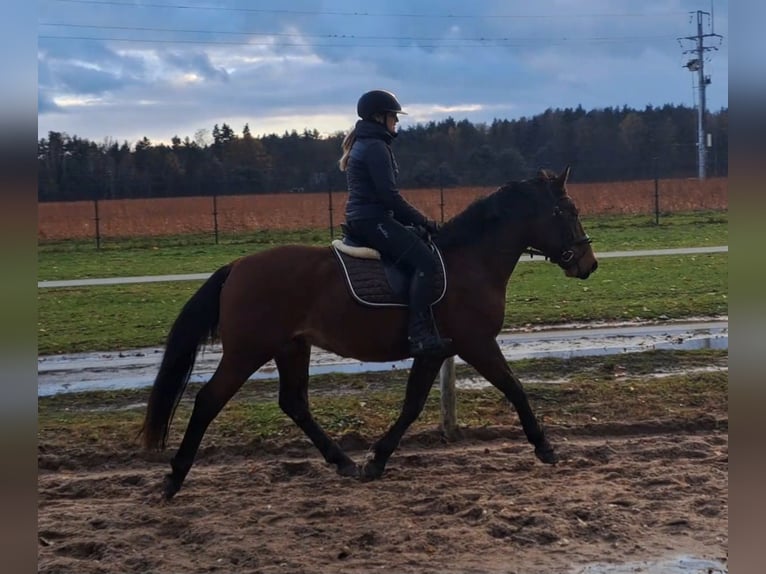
[93, 198, 101, 249]
[212, 192, 219, 244]
[327, 174, 334, 239]
[653, 156, 660, 225]
[437, 165, 455, 439]
[439, 166, 445, 223]
[439, 358, 458, 440]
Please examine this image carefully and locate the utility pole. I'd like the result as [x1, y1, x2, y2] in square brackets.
[678, 7, 722, 180]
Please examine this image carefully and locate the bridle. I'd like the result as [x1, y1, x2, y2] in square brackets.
[524, 199, 592, 268]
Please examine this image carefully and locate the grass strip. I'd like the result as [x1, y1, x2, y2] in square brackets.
[38, 350, 728, 458]
[37, 254, 728, 355]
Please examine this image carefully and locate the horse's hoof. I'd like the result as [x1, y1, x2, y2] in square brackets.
[535, 446, 559, 465]
[162, 474, 181, 500]
[359, 460, 385, 481]
[337, 462, 360, 478]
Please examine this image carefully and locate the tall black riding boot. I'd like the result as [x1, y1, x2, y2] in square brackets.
[408, 311, 452, 357]
[407, 271, 452, 357]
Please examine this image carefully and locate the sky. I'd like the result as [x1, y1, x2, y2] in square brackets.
[37, 0, 729, 146]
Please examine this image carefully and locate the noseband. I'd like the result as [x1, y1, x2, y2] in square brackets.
[524, 202, 592, 268]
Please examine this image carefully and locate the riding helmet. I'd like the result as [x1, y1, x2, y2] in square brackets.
[356, 90, 407, 120]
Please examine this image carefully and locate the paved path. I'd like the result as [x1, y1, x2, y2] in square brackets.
[37, 246, 728, 288]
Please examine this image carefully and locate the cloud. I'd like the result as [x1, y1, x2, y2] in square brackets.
[161, 51, 230, 83]
[37, 0, 728, 143]
[53, 61, 131, 95]
[37, 91, 63, 115]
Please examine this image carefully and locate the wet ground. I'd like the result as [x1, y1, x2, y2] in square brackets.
[38, 318, 728, 397]
[575, 555, 726, 573]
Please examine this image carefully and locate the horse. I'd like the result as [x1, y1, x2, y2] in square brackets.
[141, 166, 598, 500]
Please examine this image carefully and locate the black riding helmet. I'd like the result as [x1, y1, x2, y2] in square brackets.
[357, 90, 407, 120]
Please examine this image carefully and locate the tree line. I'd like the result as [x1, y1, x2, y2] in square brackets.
[37, 104, 728, 202]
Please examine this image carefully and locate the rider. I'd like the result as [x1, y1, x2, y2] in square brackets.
[339, 89, 451, 357]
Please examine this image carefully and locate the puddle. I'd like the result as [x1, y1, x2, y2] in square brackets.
[574, 555, 727, 573]
[38, 320, 727, 397]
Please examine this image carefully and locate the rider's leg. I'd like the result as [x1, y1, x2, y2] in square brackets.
[405, 261, 451, 356]
[346, 217, 451, 357]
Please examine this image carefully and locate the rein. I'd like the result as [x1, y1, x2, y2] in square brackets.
[524, 203, 592, 265]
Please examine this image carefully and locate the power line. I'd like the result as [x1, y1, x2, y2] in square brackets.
[38, 23, 669, 44]
[50, 0, 687, 20]
[38, 23, 676, 45]
[38, 34, 681, 48]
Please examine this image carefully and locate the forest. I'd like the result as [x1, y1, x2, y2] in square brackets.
[37, 103, 728, 202]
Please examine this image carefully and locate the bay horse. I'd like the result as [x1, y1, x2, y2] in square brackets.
[142, 166, 598, 500]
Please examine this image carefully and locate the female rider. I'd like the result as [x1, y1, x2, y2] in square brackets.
[339, 89, 451, 357]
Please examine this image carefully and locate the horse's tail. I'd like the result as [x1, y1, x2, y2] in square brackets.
[141, 264, 232, 450]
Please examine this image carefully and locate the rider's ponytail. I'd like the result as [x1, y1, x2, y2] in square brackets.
[338, 128, 356, 172]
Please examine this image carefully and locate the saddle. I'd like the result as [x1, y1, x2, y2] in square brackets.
[331, 227, 446, 308]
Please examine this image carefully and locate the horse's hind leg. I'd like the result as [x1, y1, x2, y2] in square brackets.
[459, 340, 558, 464]
[164, 352, 266, 500]
[275, 337, 358, 477]
[361, 356, 443, 481]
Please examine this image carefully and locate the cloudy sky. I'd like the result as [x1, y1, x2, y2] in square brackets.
[37, 0, 728, 145]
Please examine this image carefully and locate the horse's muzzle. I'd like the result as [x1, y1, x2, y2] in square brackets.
[566, 258, 598, 279]
[579, 259, 598, 279]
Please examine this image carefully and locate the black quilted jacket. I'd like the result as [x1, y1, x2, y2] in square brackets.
[344, 120, 429, 227]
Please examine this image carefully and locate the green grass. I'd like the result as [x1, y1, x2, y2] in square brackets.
[37, 211, 727, 281]
[506, 253, 727, 324]
[37, 349, 728, 453]
[38, 229, 336, 281]
[37, 210, 728, 355]
[37, 253, 728, 355]
[38, 282, 201, 353]
[581, 211, 727, 251]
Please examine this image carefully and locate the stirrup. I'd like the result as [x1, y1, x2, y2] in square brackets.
[408, 336, 452, 357]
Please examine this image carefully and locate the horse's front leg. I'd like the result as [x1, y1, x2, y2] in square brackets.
[361, 356, 444, 480]
[276, 338, 359, 477]
[459, 339, 558, 464]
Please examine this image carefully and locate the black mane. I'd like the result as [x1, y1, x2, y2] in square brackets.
[434, 180, 541, 250]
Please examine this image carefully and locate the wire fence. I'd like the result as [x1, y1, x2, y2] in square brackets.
[38, 177, 728, 248]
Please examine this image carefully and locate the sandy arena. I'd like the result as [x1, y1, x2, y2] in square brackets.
[38, 417, 727, 574]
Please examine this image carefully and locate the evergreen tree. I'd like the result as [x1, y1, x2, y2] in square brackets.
[37, 105, 728, 201]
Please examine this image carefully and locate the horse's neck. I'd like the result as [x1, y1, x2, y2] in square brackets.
[445, 238, 525, 288]
[484, 245, 524, 285]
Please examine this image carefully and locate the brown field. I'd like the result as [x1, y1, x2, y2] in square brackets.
[38, 177, 728, 241]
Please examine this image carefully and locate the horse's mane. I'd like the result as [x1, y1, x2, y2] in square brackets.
[435, 175, 552, 250]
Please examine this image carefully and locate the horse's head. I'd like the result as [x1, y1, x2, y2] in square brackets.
[524, 166, 598, 279]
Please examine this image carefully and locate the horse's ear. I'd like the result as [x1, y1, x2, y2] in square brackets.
[557, 165, 571, 186]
